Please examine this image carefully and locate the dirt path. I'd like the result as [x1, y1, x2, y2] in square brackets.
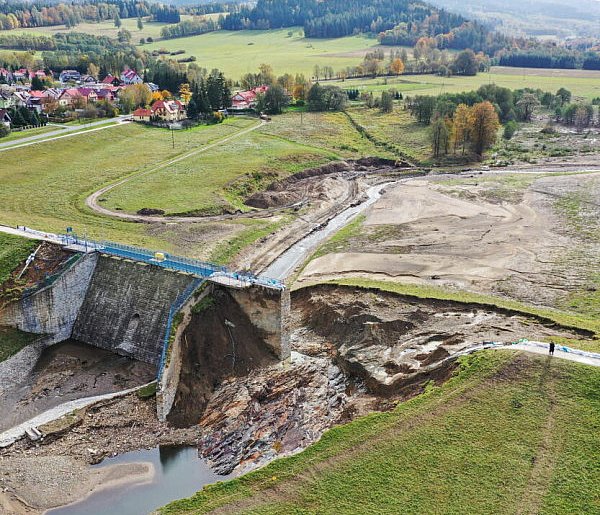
[84, 120, 267, 223]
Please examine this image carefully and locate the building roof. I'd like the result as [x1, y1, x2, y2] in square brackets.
[132, 108, 152, 117]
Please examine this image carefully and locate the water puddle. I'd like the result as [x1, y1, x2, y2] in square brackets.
[47, 446, 232, 515]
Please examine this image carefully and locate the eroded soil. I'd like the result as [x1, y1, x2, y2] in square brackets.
[0, 283, 590, 513]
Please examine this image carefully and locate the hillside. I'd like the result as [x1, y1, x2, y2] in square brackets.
[429, 0, 600, 38]
[161, 351, 600, 514]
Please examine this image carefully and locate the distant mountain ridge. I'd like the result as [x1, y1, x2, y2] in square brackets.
[428, 0, 600, 37]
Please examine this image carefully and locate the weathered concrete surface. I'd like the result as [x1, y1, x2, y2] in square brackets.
[0, 253, 97, 344]
[228, 285, 291, 360]
[71, 256, 196, 365]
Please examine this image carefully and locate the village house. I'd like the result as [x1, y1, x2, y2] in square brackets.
[58, 88, 84, 107]
[230, 85, 269, 110]
[102, 75, 122, 87]
[150, 99, 186, 121]
[132, 107, 152, 122]
[77, 88, 98, 103]
[121, 69, 143, 85]
[59, 70, 81, 83]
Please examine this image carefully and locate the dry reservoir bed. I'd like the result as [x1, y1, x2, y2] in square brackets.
[298, 171, 600, 311]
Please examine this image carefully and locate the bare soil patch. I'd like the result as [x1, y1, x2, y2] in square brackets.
[299, 172, 600, 311]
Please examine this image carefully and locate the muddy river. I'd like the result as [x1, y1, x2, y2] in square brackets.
[47, 445, 232, 515]
[0, 340, 155, 432]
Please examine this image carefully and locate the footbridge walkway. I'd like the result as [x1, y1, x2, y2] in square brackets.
[2, 225, 284, 290]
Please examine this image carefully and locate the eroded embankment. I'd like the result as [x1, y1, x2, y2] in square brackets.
[0, 283, 593, 509]
[167, 287, 279, 428]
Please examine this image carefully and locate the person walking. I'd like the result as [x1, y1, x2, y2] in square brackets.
[549, 342, 555, 356]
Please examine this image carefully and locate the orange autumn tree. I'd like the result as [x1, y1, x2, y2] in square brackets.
[390, 58, 405, 76]
[452, 103, 471, 155]
[469, 101, 500, 157]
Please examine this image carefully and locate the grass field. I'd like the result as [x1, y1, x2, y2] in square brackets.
[0, 126, 61, 144]
[257, 110, 395, 160]
[101, 131, 336, 215]
[0, 233, 36, 285]
[144, 28, 380, 78]
[14, 16, 175, 42]
[0, 119, 259, 249]
[330, 66, 600, 100]
[161, 350, 600, 514]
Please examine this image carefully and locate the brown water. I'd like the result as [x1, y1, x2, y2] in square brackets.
[0, 340, 155, 431]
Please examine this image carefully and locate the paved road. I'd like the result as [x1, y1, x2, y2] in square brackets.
[0, 116, 128, 152]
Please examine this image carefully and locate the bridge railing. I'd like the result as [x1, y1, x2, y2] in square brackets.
[157, 278, 205, 380]
[58, 233, 284, 289]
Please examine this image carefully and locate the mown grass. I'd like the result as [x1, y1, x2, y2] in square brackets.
[0, 125, 60, 144]
[143, 28, 380, 79]
[101, 132, 336, 215]
[0, 118, 255, 248]
[160, 350, 600, 514]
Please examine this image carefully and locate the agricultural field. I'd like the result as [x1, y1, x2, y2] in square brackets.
[161, 350, 600, 514]
[143, 28, 382, 79]
[13, 15, 178, 42]
[330, 66, 600, 100]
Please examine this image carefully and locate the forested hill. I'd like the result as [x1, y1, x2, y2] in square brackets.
[222, 0, 487, 45]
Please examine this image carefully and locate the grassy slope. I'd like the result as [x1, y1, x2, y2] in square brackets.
[161, 351, 600, 514]
[0, 233, 39, 361]
[258, 111, 395, 160]
[101, 131, 336, 215]
[14, 16, 172, 42]
[0, 233, 36, 284]
[144, 28, 380, 78]
[0, 125, 60, 144]
[0, 118, 256, 247]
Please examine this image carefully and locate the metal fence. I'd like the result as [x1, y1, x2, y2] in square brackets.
[157, 278, 205, 380]
[58, 234, 284, 290]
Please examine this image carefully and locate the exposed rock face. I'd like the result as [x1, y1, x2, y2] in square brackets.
[167, 287, 280, 428]
[198, 353, 348, 475]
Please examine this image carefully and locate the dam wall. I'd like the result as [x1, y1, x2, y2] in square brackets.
[71, 255, 197, 365]
[0, 253, 98, 344]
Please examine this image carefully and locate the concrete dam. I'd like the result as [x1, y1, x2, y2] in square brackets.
[0, 241, 290, 422]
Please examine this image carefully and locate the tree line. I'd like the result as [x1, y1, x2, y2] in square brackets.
[0, 0, 153, 30]
[160, 17, 219, 39]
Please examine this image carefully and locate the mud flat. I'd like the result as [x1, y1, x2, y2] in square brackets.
[0, 456, 152, 514]
[0, 340, 155, 432]
[298, 172, 600, 311]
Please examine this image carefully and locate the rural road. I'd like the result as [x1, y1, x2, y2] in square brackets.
[0, 116, 128, 152]
[85, 119, 268, 223]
